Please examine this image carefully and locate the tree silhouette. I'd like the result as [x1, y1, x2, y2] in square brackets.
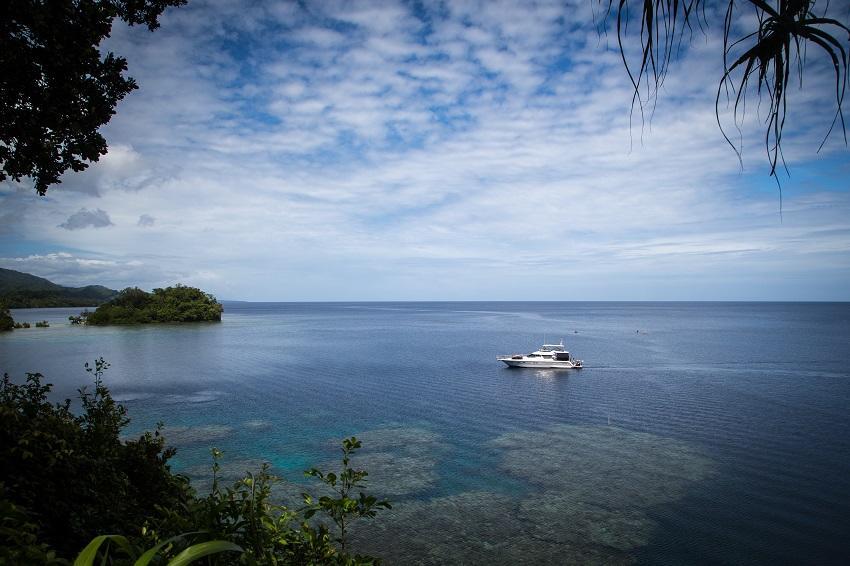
[0, 0, 185, 195]
[602, 0, 849, 181]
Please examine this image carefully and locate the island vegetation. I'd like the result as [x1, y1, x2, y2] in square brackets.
[1, 314, 52, 330]
[0, 360, 390, 564]
[0, 268, 117, 309]
[11, 320, 49, 329]
[82, 285, 223, 325]
[0, 303, 13, 331]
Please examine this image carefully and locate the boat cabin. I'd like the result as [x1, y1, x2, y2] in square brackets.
[527, 343, 568, 358]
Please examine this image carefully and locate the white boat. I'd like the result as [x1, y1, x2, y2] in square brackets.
[497, 341, 583, 369]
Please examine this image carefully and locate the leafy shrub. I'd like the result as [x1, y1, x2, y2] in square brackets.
[0, 359, 192, 559]
[130, 442, 389, 565]
[69, 310, 91, 325]
[304, 438, 392, 553]
[0, 304, 12, 331]
[74, 533, 242, 566]
[0, 487, 63, 564]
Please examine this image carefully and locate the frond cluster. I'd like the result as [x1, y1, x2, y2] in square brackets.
[602, 0, 849, 180]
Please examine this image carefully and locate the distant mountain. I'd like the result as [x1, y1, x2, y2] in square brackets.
[0, 268, 117, 308]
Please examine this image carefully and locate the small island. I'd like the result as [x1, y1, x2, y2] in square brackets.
[78, 285, 223, 325]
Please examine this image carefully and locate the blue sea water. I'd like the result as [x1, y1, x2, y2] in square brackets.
[2, 302, 849, 564]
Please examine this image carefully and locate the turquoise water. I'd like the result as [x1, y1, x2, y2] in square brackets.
[2, 302, 849, 564]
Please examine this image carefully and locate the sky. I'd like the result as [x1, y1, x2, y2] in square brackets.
[1, 0, 849, 301]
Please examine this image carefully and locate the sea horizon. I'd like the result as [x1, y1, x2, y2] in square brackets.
[216, 299, 850, 304]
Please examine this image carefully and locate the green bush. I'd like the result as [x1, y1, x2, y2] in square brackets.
[69, 310, 91, 325]
[71, 447, 392, 565]
[0, 488, 64, 564]
[0, 304, 12, 331]
[0, 359, 192, 559]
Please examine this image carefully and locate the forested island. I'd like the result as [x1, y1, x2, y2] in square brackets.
[0, 268, 116, 308]
[77, 285, 223, 325]
[0, 271, 223, 328]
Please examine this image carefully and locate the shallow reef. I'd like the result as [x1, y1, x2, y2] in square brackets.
[350, 426, 443, 450]
[350, 491, 634, 565]
[161, 424, 233, 445]
[167, 423, 715, 564]
[243, 419, 274, 431]
[348, 424, 714, 565]
[324, 426, 448, 498]
[492, 424, 716, 508]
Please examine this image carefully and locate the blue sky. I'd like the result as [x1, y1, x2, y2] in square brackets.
[1, 0, 849, 300]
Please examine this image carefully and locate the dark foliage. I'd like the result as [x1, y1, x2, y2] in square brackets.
[0, 487, 64, 564]
[85, 284, 223, 325]
[0, 360, 390, 564]
[135, 445, 388, 565]
[69, 310, 92, 325]
[601, 0, 849, 181]
[0, 359, 192, 559]
[0, 268, 116, 308]
[0, 290, 117, 309]
[0, 0, 186, 195]
[0, 303, 12, 331]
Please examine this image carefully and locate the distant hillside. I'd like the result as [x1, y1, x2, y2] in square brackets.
[0, 268, 117, 308]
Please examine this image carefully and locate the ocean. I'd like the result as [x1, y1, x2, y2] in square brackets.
[2, 302, 849, 564]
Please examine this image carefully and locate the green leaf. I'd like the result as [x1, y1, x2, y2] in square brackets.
[167, 541, 242, 566]
[133, 532, 203, 566]
[74, 535, 133, 566]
